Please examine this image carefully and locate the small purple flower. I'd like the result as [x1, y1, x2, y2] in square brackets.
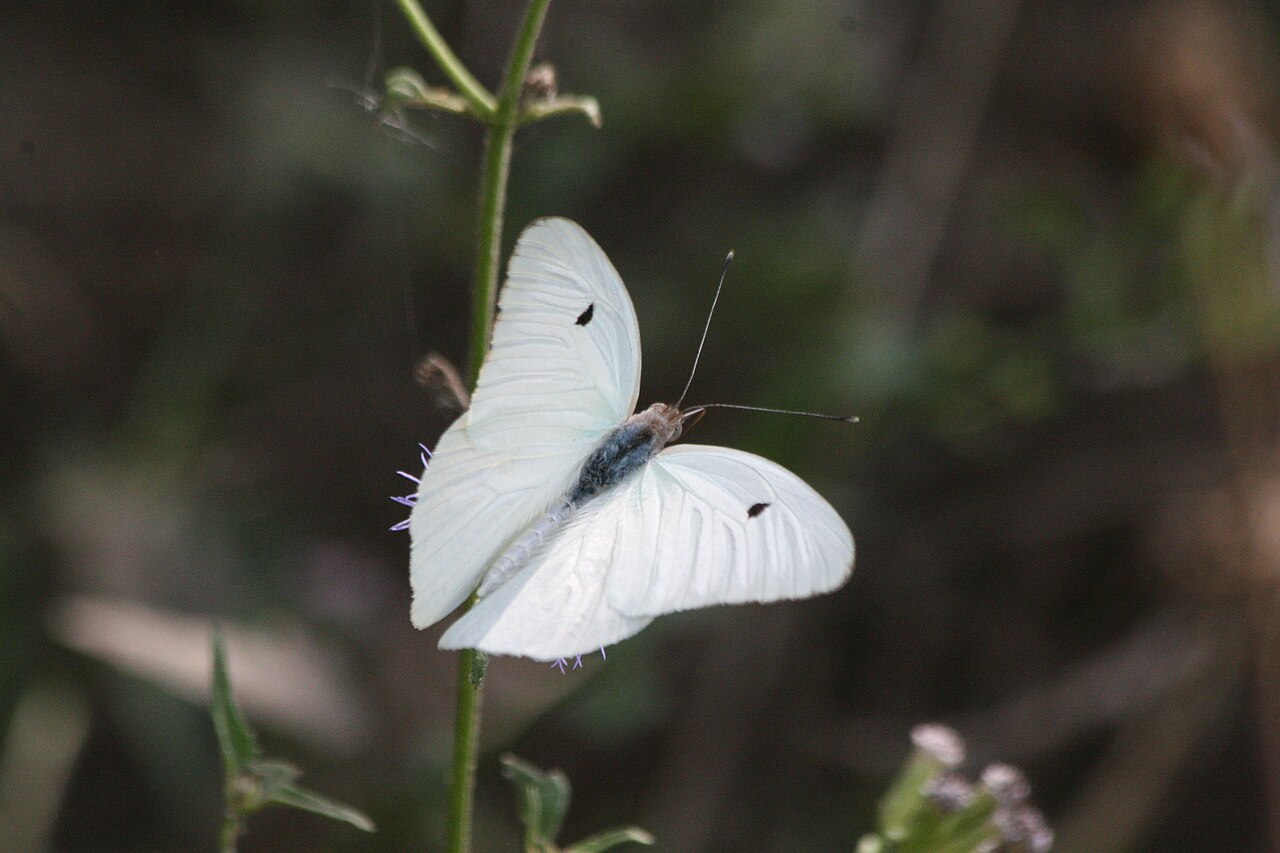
[390, 444, 431, 531]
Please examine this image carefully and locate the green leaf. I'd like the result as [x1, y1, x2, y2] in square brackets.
[209, 627, 259, 776]
[892, 786, 999, 853]
[210, 629, 375, 840]
[248, 758, 302, 795]
[385, 67, 474, 117]
[925, 792, 999, 853]
[563, 826, 655, 853]
[501, 753, 572, 849]
[384, 67, 431, 104]
[877, 753, 941, 840]
[267, 783, 377, 833]
[519, 95, 603, 129]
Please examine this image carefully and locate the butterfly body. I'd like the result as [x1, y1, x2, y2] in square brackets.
[477, 403, 684, 596]
[410, 218, 854, 660]
[571, 403, 684, 502]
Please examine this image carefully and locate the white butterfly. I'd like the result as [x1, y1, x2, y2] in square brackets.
[409, 218, 854, 661]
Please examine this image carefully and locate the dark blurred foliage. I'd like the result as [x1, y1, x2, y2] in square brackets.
[3, 0, 1280, 850]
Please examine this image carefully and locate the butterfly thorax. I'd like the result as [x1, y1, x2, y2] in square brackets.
[569, 403, 683, 503]
[475, 404, 683, 598]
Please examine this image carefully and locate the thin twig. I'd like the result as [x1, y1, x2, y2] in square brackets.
[393, 0, 497, 118]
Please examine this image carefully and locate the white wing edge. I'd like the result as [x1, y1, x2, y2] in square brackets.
[437, 488, 655, 660]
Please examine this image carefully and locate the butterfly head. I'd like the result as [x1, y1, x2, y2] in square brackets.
[631, 402, 691, 447]
[677, 406, 707, 433]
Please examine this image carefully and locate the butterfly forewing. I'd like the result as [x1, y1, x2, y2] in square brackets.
[465, 220, 641, 446]
[409, 218, 642, 629]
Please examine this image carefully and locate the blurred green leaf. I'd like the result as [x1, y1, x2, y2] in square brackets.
[248, 758, 302, 795]
[265, 780, 377, 833]
[917, 792, 998, 853]
[563, 826, 655, 853]
[385, 66, 473, 117]
[877, 751, 946, 840]
[210, 627, 259, 777]
[384, 67, 431, 105]
[209, 629, 375, 843]
[519, 95, 603, 129]
[499, 754, 653, 852]
[502, 753, 572, 850]
[891, 788, 998, 853]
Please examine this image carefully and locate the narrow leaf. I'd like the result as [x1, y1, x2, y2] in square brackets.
[384, 67, 431, 104]
[385, 68, 474, 117]
[563, 826, 655, 853]
[925, 792, 1000, 853]
[248, 759, 302, 795]
[519, 95, 603, 128]
[268, 784, 377, 833]
[210, 627, 259, 775]
[501, 753, 571, 846]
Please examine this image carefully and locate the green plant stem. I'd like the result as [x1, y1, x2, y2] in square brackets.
[467, 0, 553, 382]
[394, 0, 497, 118]
[219, 808, 242, 853]
[467, 123, 513, 382]
[446, 639, 484, 853]
[447, 3, 554, 853]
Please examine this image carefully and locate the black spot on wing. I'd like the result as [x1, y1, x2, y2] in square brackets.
[747, 502, 770, 518]
[576, 303, 595, 326]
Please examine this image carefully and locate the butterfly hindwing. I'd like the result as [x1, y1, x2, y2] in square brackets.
[409, 219, 642, 629]
[438, 444, 853, 660]
[605, 445, 854, 618]
[438, 490, 653, 659]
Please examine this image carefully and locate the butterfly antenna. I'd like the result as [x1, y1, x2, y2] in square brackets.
[685, 402, 859, 424]
[675, 250, 734, 409]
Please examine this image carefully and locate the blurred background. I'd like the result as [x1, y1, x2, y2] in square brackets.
[3, 0, 1280, 850]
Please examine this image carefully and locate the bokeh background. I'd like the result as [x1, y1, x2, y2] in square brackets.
[4, 0, 1280, 850]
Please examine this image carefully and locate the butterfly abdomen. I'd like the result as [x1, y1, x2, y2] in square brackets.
[474, 404, 683, 599]
[475, 419, 661, 597]
[572, 425, 654, 501]
[477, 499, 576, 596]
